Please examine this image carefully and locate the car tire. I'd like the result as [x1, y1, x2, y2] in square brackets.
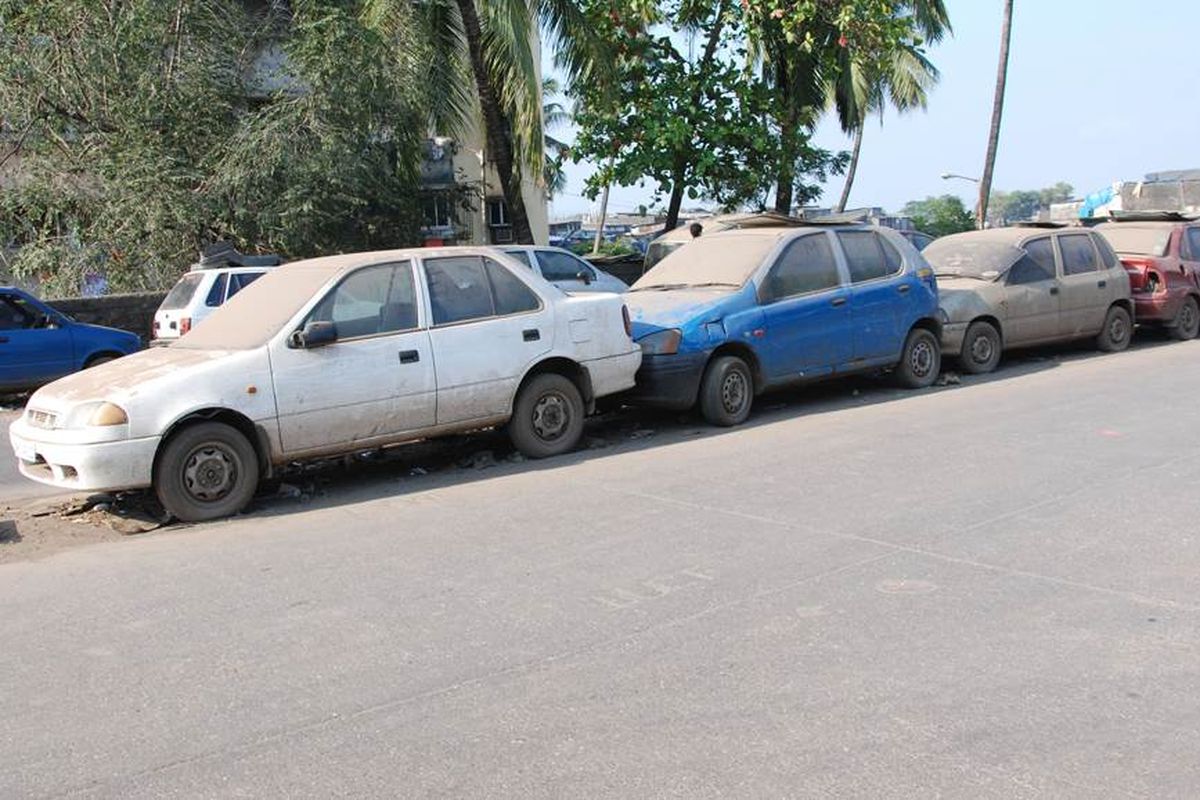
[894, 328, 941, 388]
[154, 422, 260, 522]
[1096, 305, 1132, 352]
[508, 373, 586, 459]
[958, 320, 1002, 375]
[1168, 296, 1200, 341]
[699, 355, 753, 427]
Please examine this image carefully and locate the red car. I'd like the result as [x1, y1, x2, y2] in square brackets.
[1095, 213, 1200, 339]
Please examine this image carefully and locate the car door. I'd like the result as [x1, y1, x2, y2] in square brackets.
[1003, 238, 1061, 345]
[0, 291, 75, 390]
[535, 249, 595, 292]
[755, 231, 853, 382]
[1055, 233, 1109, 336]
[835, 230, 907, 362]
[269, 261, 436, 455]
[1183, 227, 1200, 284]
[423, 254, 551, 425]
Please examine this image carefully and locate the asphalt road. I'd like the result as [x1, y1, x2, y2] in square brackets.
[0, 410, 65, 504]
[3, 339, 1200, 798]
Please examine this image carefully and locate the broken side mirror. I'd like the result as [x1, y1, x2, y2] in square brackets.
[290, 320, 337, 349]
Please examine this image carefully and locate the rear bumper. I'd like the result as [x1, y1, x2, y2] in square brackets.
[9, 419, 159, 492]
[625, 351, 709, 410]
[582, 348, 642, 399]
[1133, 292, 1181, 324]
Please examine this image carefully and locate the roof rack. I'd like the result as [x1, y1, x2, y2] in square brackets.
[1108, 210, 1199, 223]
[197, 242, 283, 269]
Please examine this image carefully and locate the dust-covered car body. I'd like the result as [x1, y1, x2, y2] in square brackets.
[499, 246, 628, 294]
[924, 227, 1133, 373]
[625, 225, 942, 426]
[1094, 214, 1200, 339]
[10, 247, 640, 521]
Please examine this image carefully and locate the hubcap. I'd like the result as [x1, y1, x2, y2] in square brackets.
[910, 340, 934, 377]
[969, 333, 994, 365]
[532, 392, 570, 441]
[1182, 304, 1197, 333]
[721, 370, 748, 415]
[183, 444, 238, 503]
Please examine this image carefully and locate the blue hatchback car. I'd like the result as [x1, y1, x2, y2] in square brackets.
[625, 225, 942, 426]
[0, 287, 142, 392]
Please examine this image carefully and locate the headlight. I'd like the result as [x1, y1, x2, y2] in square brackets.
[65, 401, 129, 428]
[638, 328, 682, 355]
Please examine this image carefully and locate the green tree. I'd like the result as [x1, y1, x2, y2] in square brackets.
[988, 182, 1075, 225]
[901, 195, 975, 237]
[542, 78, 571, 199]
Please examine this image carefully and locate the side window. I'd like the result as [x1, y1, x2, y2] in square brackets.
[911, 233, 933, 251]
[1186, 228, 1200, 262]
[205, 273, 228, 307]
[836, 231, 889, 283]
[504, 250, 533, 268]
[485, 258, 540, 315]
[538, 250, 589, 282]
[879, 236, 904, 273]
[1093, 234, 1119, 269]
[762, 233, 840, 301]
[1024, 238, 1057, 277]
[425, 256, 495, 325]
[0, 295, 34, 330]
[226, 271, 264, 300]
[307, 262, 416, 338]
[1059, 234, 1099, 275]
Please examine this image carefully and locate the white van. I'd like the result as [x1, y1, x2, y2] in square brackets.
[153, 247, 281, 343]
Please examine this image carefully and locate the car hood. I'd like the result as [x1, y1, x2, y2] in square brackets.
[27, 346, 237, 408]
[72, 321, 141, 343]
[625, 288, 748, 337]
[938, 278, 1003, 323]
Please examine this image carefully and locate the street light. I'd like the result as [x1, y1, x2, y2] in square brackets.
[941, 172, 980, 184]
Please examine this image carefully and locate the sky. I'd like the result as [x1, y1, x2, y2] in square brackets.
[545, 0, 1200, 220]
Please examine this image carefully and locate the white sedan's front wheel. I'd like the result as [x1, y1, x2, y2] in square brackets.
[155, 422, 259, 522]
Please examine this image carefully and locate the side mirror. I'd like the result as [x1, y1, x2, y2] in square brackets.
[37, 313, 56, 329]
[576, 270, 594, 285]
[289, 320, 337, 349]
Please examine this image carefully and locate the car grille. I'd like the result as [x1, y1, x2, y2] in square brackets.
[26, 409, 58, 430]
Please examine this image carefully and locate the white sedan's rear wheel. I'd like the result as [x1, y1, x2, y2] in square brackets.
[508, 373, 585, 458]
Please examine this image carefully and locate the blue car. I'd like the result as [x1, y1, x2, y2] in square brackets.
[0, 287, 142, 392]
[624, 225, 942, 426]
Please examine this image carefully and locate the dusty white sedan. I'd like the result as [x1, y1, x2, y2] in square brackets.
[10, 247, 641, 521]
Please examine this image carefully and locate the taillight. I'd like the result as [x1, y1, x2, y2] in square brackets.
[180, 317, 192, 335]
[621, 305, 632, 338]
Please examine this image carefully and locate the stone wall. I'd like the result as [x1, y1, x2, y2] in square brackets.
[50, 293, 166, 342]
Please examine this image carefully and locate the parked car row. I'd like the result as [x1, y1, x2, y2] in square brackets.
[9, 213, 1200, 523]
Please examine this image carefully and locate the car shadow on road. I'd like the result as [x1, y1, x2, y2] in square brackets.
[231, 332, 1180, 523]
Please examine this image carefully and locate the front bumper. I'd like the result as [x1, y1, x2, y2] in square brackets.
[9, 418, 160, 492]
[1133, 291, 1180, 324]
[940, 321, 969, 358]
[625, 350, 710, 410]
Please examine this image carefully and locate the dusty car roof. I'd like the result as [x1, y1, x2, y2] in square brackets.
[935, 227, 1082, 247]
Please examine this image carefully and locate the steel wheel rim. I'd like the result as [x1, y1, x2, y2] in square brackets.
[183, 443, 239, 503]
[1182, 302, 1197, 334]
[1109, 314, 1128, 344]
[721, 370, 749, 415]
[969, 332, 994, 365]
[532, 392, 571, 441]
[910, 339, 935, 377]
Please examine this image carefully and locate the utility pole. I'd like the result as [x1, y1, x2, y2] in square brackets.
[592, 154, 615, 255]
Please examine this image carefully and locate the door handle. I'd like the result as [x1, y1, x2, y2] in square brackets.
[398, 350, 420, 364]
[523, 328, 541, 341]
[1049, 287, 1060, 295]
[897, 284, 911, 294]
[1097, 280, 1107, 288]
[830, 297, 847, 307]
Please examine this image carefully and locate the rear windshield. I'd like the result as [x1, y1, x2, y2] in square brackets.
[644, 241, 684, 270]
[923, 238, 1022, 278]
[1095, 225, 1171, 257]
[161, 272, 205, 309]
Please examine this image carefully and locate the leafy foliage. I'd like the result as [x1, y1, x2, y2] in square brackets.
[988, 182, 1074, 225]
[901, 194, 975, 237]
[0, 0, 427, 295]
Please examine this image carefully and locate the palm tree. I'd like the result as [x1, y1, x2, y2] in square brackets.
[834, 44, 942, 212]
[542, 78, 570, 199]
[362, 0, 597, 244]
[977, 0, 1013, 229]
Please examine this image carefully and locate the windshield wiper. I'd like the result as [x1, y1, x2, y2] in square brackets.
[684, 282, 741, 289]
[628, 283, 689, 292]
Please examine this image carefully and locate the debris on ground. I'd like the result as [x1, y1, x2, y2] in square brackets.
[627, 429, 655, 440]
[935, 372, 962, 386]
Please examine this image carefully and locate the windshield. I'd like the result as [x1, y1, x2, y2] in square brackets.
[923, 238, 1023, 278]
[161, 272, 204, 309]
[632, 233, 780, 291]
[644, 241, 684, 270]
[173, 264, 336, 350]
[1095, 225, 1171, 257]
